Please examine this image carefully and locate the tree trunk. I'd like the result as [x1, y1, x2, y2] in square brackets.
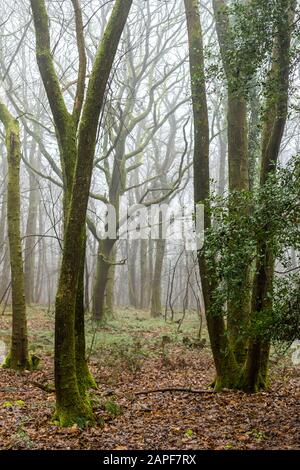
[34, 200, 44, 304]
[106, 246, 116, 317]
[140, 239, 148, 309]
[24, 141, 39, 304]
[185, 0, 239, 388]
[75, 235, 96, 391]
[128, 241, 138, 307]
[150, 239, 166, 317]
[245, 0, 295, 391]
[213, 0, 250, 364]
[92, 238, 115, 322]
[0, 103, 30, 370]
[31, 0, 133, 425]
[217, 116, 227, 196]
[0, 153, 9, 303]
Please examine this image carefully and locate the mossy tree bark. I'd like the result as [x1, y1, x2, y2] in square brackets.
[187, 0, 295, 392]
[75, 233, 96, 391]
[244, 0, 295, 392]
[31, 0, 133, 425]
[0, 101, 30, 370]
[185, 0, 239, 389]
[212, 0, 250, 365]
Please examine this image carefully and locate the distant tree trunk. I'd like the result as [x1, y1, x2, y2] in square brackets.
[105, 245, 116, 317]
[148, 238, 154, 306]
[217, 115, 227, 196]
[150, 239, 166, 317]
[34, 200, 44, 304]
[92, 238, 115, 321]
[24, 141, 39, 305]
[128, 240, 138, 307]
[0, 153, 9, 302]
[245, 0, 295, 391]
[84, 256, 90, 312]
[185, 0, 238, 389]
[140, 239, 148, 308]
[0, 101, 30, 370]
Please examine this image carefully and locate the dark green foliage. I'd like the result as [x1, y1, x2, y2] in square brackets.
[204, 155, 300, 343]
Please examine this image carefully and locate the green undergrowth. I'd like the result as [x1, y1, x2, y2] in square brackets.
[0, 306, 208, 371]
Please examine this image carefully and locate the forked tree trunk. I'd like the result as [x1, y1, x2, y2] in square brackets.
[31, 0, 133, 425]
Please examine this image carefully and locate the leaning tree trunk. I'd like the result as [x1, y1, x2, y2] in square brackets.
[0, 102, 30, 370]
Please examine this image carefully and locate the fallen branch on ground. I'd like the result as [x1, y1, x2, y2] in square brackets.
[27, 381, 55, 393]
[135, 387, 215, 395]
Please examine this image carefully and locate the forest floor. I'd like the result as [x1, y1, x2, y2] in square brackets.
[0, 306, 299, 450]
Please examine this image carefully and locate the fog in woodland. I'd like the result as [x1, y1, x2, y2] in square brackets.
[0, 0, 299, 450]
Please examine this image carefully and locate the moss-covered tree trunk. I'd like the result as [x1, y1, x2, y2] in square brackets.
[75, 233, 96, 392]
[185, 0, 239, 389]
[0, 152, 9, 303]
[212, 0, 251, 365]
[31, 0, 133, 425]
[244, 0, 295, 392]
[0, 102, 30, 370]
